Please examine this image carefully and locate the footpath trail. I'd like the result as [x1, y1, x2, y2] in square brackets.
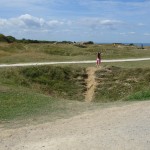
[0, 58, 150, 68]
[0, 101, 150, 150]
[85, 67, 99, 102]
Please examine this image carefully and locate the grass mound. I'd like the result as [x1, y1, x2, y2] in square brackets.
[0, 66, 87, 101]
[0, 66, 88, 122]
[0, 65, 150, 123]
[95, 66, 150, 102]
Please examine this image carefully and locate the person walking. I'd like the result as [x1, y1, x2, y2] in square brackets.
[96, 52, 101, 67]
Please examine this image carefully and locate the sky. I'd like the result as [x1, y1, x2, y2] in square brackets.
[0, 0, 150, 43]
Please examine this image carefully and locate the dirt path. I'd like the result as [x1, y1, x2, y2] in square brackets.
[85, 67, 98, 102]
[0, 58, 150, 68]
[1, 101, 150, 150]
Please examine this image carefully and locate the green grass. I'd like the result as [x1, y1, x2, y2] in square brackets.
[0, 66, 88, 124]
[0, 65, 84, 125]
[0, 89, 56, 120]
[0, 66, 87, 101]
[126, 90, 150, 101]
[103, 60, 150, 68]
[0, 87, 99, 126]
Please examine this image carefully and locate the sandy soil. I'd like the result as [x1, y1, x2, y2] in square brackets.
[0, 101, 150, 150]
[85, 67, 98, 102]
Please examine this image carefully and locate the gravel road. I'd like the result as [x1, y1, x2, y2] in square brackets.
[0, 101, 150, 150]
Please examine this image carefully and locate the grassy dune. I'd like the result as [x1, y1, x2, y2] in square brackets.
[0, 43, 150, 124]
[0, 43, 150, 63]
[0, 66, 88, 123]
[95, 66, 150, 102]
[0, 66, 87, 101]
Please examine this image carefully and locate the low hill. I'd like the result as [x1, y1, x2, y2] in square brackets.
[0, 34, 16, 43]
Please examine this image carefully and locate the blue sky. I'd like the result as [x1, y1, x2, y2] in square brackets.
[0, 0, 150, 43]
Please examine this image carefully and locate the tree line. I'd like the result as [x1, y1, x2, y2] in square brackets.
[0, 34, 94, 44]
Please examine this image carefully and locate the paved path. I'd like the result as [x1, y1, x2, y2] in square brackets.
[0, 58, 150, 68]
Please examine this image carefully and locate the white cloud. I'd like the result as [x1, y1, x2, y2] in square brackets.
[77, 18, 123, 30]
[47, 20, 64, 27]
[0, 14, 124, 32]
[0, 14, 64, 29]
[18, 14, 45, 28]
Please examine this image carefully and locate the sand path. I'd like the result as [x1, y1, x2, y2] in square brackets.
[85, 67, 99, 102]
[0, 58, 150, 68]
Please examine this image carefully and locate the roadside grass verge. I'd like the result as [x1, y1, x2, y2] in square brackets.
[95, 66, 150, 102]
[0, 87, 98, 127]
[0, 89, 59, 121]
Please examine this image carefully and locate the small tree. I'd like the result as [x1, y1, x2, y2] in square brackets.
[6, 36, 16, 43]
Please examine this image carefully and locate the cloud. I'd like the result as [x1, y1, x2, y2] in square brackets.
[77, 18, 123, 30]
[0, 14, 124, 32]
[18, 14, 45, 28]
[0, 14, 64, 29]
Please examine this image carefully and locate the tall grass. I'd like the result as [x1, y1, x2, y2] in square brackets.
[0, 66, 87, 123]
[0, 43, 150, 64]
[95, 66, 150, 102]
[0, 66, 87, 101]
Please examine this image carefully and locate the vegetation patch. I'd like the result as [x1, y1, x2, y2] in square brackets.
[0, 65, 150, 123]
[126, 90, 150, 101]
[0, 89, 95, 122]
[94, 66, 150, 102]
[0, 66, 87, 101]
[1, 41, 150, 64]
[0, 66, 88, 122]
